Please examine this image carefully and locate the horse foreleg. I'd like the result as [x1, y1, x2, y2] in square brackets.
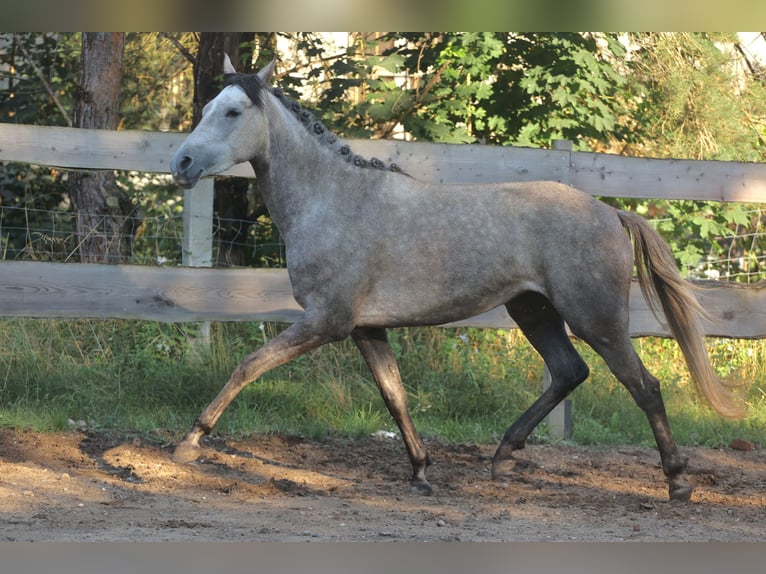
[352, 327, 432, 495]
[173, 319, 340, 464]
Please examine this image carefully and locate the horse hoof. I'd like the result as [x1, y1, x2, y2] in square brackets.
[490, 458, 516, 481]
[173, 441, 202, 464]
[669, 483, 693, 502]
[408, 480, 433, 496]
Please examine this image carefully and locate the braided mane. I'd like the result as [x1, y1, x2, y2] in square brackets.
[224, 72, 405, 175]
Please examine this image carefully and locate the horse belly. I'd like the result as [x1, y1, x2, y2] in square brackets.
[355, 271, 536, 328]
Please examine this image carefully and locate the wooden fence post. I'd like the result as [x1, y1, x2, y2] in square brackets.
[545, 139, 574, 441]
[182, 179, 215, 268]
[542, 365, 572, 440]
[182, 178, 215, 349]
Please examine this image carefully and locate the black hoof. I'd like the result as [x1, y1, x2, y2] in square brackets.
[669, 483, 693, 502]
[408, 479, 433, 496]
[490, 457, 517, 481]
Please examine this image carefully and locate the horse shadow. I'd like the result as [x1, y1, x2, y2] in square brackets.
[76, 430, 361, 498]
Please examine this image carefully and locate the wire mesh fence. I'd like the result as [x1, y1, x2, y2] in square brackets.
[0, 202, 764, 282]
[0, 204, 287, 268]
[653, 208, 766, 283]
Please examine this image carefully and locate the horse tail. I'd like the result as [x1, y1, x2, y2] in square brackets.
[616, 210, 746, 419]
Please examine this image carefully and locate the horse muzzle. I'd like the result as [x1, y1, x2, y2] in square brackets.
[170, 152, 203, 189]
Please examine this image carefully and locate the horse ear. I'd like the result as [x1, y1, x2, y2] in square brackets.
[223, 53, 236, 74]
[256, 59, 276, 85]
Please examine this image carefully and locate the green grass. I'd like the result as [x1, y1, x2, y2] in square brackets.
[0, 318, 764, 449]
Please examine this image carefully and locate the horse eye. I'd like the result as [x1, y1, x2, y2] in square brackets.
[225, 109, 241, 118]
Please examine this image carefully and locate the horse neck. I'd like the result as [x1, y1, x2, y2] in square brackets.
[248, 100, 350, 241]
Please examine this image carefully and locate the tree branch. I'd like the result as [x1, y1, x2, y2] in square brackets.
[161, 32, 197, 65]
[734, 40, 757, 78]
[14, 35, 72, 126]
[377, 60, 450, 140]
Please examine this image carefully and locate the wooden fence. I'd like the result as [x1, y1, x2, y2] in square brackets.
[0, 260, 764, 339]
[2, 123, 766, 437]
[0, 122, 764, 336]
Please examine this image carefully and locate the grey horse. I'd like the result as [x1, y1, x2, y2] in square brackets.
[170, 56, 744, 501]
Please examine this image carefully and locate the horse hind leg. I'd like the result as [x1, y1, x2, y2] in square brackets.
[492, 292, 590, 480]
[587, 336, 693, 501]
[352, 327, 432, 495]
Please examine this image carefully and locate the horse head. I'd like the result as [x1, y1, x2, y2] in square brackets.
[170, 56, 275, 189]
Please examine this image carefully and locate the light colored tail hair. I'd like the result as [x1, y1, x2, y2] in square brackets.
[617, 210, 745, 419]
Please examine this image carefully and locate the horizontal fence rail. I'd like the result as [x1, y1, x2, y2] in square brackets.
[3, 123, 766, 202]
[0, 261, 764, 338]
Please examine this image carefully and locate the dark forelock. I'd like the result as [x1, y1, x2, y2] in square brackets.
[223, 73, 266, 107]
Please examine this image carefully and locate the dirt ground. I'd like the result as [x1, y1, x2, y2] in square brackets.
[0, 428, 764, 542]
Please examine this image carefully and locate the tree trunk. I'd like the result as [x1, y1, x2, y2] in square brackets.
[194, 33, 260, 267]
[68, 33, 136, 263]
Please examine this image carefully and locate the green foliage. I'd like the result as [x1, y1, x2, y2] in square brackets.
[603, 32, 766, 281]
[650, 200, 762, 279]
[0, 33, 81, 127]
[494, 33, 628, 147]
[302, 32, 630, 148]
[624, 33, 766, 162]
[0, 33, 198, 264]
[120, 33, 197, 132]
[0, 34, 81, 253]
[603, 193, 766, 283]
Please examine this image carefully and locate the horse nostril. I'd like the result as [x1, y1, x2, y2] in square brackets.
[179, 156, 193, 171]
